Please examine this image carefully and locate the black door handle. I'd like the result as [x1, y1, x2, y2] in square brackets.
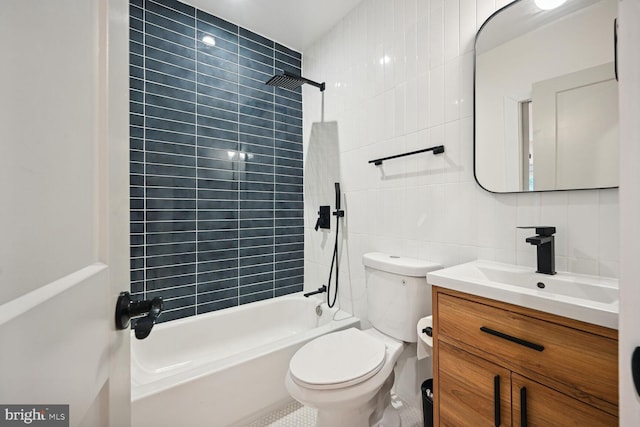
[520, 387, 528, 427]
[115, 291, 163, 339]
[480, 326, 545, 352]
[633, 347, 640, 396]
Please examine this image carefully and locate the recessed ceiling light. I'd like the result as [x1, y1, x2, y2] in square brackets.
[202, 35, 216, 46]
[535, 0, 567, 10]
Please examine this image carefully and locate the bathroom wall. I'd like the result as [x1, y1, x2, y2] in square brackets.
[302, 0, 619, 323]
[129, 0, 304, 322]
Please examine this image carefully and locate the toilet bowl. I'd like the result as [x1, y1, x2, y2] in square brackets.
[285, 328, 405, 427]
[285, 253, 442, 427]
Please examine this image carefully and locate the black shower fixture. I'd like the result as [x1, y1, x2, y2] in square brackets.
[266, 70, 325, 92]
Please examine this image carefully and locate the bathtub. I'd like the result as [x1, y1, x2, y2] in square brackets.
[131, 293, 359, 427]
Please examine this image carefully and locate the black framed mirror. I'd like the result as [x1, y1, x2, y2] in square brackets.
[474, 0, 618, 193]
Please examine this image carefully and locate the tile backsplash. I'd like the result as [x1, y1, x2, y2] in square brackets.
[129, 0, 304, 322]
[302, 0, 620, 320]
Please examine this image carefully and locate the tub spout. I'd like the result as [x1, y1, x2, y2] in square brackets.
[304, 286, 327, 297]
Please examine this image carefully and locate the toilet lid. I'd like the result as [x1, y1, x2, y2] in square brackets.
[289, 328, 386, 390]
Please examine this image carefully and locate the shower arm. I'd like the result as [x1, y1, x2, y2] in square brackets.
[283, 71, 326, 92]
[301, 78, 325, 92]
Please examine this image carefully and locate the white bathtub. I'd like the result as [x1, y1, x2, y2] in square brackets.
[131, 294, 359, 427]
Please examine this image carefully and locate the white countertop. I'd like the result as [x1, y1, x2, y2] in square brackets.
[426, 260, 619, 330]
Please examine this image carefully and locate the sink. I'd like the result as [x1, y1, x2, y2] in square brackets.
[476, 264, 618, 304]
[426, 260, 619, 329]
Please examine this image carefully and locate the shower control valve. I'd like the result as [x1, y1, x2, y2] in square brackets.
[315, 206, 331, 231]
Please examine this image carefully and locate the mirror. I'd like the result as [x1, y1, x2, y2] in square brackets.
[474, 0, 618, 193]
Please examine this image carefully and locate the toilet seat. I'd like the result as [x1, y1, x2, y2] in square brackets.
[289, 328, 386, 390]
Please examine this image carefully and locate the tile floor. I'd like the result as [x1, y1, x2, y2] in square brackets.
[248, 394, 424, 427]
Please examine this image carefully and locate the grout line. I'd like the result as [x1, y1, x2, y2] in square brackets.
[194, 18, 199, 316]
[142, 2, 148, 301]
[236, 32, 242, 309]
[272, 47, 277, 300]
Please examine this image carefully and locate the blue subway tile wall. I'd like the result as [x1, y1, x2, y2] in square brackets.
[130, 0, 304, 323]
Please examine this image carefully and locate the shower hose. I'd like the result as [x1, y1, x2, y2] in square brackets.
[326, 182, 343, 308]
[326, 211, 339, 308]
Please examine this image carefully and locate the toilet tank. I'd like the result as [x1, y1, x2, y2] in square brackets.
[363, 253, 441, 343]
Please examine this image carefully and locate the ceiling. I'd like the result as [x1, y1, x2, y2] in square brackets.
[476, 0, 604, 53]
[182, 0, 364, 52]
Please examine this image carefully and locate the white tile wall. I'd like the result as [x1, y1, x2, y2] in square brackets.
[302, 0, 620, 322]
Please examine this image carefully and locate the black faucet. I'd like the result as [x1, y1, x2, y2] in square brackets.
[518, 226, 556, 275]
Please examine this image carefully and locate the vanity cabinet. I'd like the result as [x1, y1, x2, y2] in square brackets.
[438, 341, 512, 425]
[432, 287, 618, 427]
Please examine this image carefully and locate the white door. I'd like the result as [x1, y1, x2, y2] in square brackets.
[0, 1, 130, 426]
[618, 1, 640, 424]
[531, 63, 618, 190]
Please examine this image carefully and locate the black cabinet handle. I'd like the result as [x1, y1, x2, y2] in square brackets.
[494, 375, 501, 427]
[520, 387, 528, 427]
[480, 326, 545, 352]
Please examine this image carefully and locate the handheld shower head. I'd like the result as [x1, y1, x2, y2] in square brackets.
[266, 71, 325, 92]
[333, 182, 344, 218]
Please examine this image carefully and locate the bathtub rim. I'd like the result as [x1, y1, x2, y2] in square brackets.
[131, 293, 359, 402]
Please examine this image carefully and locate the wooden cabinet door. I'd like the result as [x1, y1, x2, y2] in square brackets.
[438, 342, 512, 427]
[511, 373, 617, 427]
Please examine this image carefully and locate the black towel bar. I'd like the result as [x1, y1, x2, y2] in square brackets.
[368, 145, 445, 166]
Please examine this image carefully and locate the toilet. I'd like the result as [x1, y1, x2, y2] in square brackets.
[285, 252, 441, 427]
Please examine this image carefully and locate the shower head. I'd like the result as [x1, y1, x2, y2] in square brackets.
[266, 71, 325, 92]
